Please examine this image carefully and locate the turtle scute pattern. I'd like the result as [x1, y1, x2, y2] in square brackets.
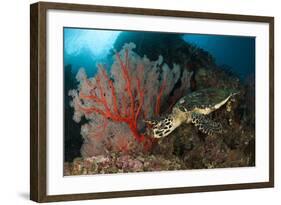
[191, 112, 223, 135]
[176, 88, 235, 112]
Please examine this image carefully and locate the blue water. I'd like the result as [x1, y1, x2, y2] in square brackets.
[64, 28, 120, 76]
[64, 28, 255, 79]
[183, 34, 255, 79]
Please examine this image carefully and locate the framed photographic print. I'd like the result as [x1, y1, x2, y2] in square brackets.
[30, 1, 274, 202]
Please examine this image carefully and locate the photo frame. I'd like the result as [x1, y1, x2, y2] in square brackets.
[30, 1, 274, 202]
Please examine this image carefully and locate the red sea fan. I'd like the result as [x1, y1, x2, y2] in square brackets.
[69, 43, 192, 157]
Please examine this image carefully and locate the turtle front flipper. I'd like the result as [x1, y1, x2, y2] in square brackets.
[190, 112, 223, 135]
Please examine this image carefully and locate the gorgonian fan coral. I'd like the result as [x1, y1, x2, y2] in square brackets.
[69, 43, 192, 157]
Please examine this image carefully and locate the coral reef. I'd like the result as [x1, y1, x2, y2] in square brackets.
[64, 153, 185, 175]
[69, 43, 192, 157]
[194, 65, 241, 90]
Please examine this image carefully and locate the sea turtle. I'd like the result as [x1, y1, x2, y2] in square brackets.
[145, 88, 239, 138]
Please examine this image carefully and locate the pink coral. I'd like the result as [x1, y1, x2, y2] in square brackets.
[69, 43, 192, 157]
[76, 49, 145, 142]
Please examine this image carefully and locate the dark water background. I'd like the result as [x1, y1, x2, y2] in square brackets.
[64, 28, 255, 80]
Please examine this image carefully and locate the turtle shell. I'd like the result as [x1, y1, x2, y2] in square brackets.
[175, 88, 237, 112]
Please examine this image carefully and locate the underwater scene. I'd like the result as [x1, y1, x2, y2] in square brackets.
[63, 28, 255, 176]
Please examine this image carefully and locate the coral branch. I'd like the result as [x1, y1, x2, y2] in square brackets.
[116, 50, 136, 122]
[77, 49, 145, 143]
[155, 78, 166, 115]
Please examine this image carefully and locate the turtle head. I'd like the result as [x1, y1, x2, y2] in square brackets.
[143, 116, 175, 139]
[143, 119, 158, 138]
